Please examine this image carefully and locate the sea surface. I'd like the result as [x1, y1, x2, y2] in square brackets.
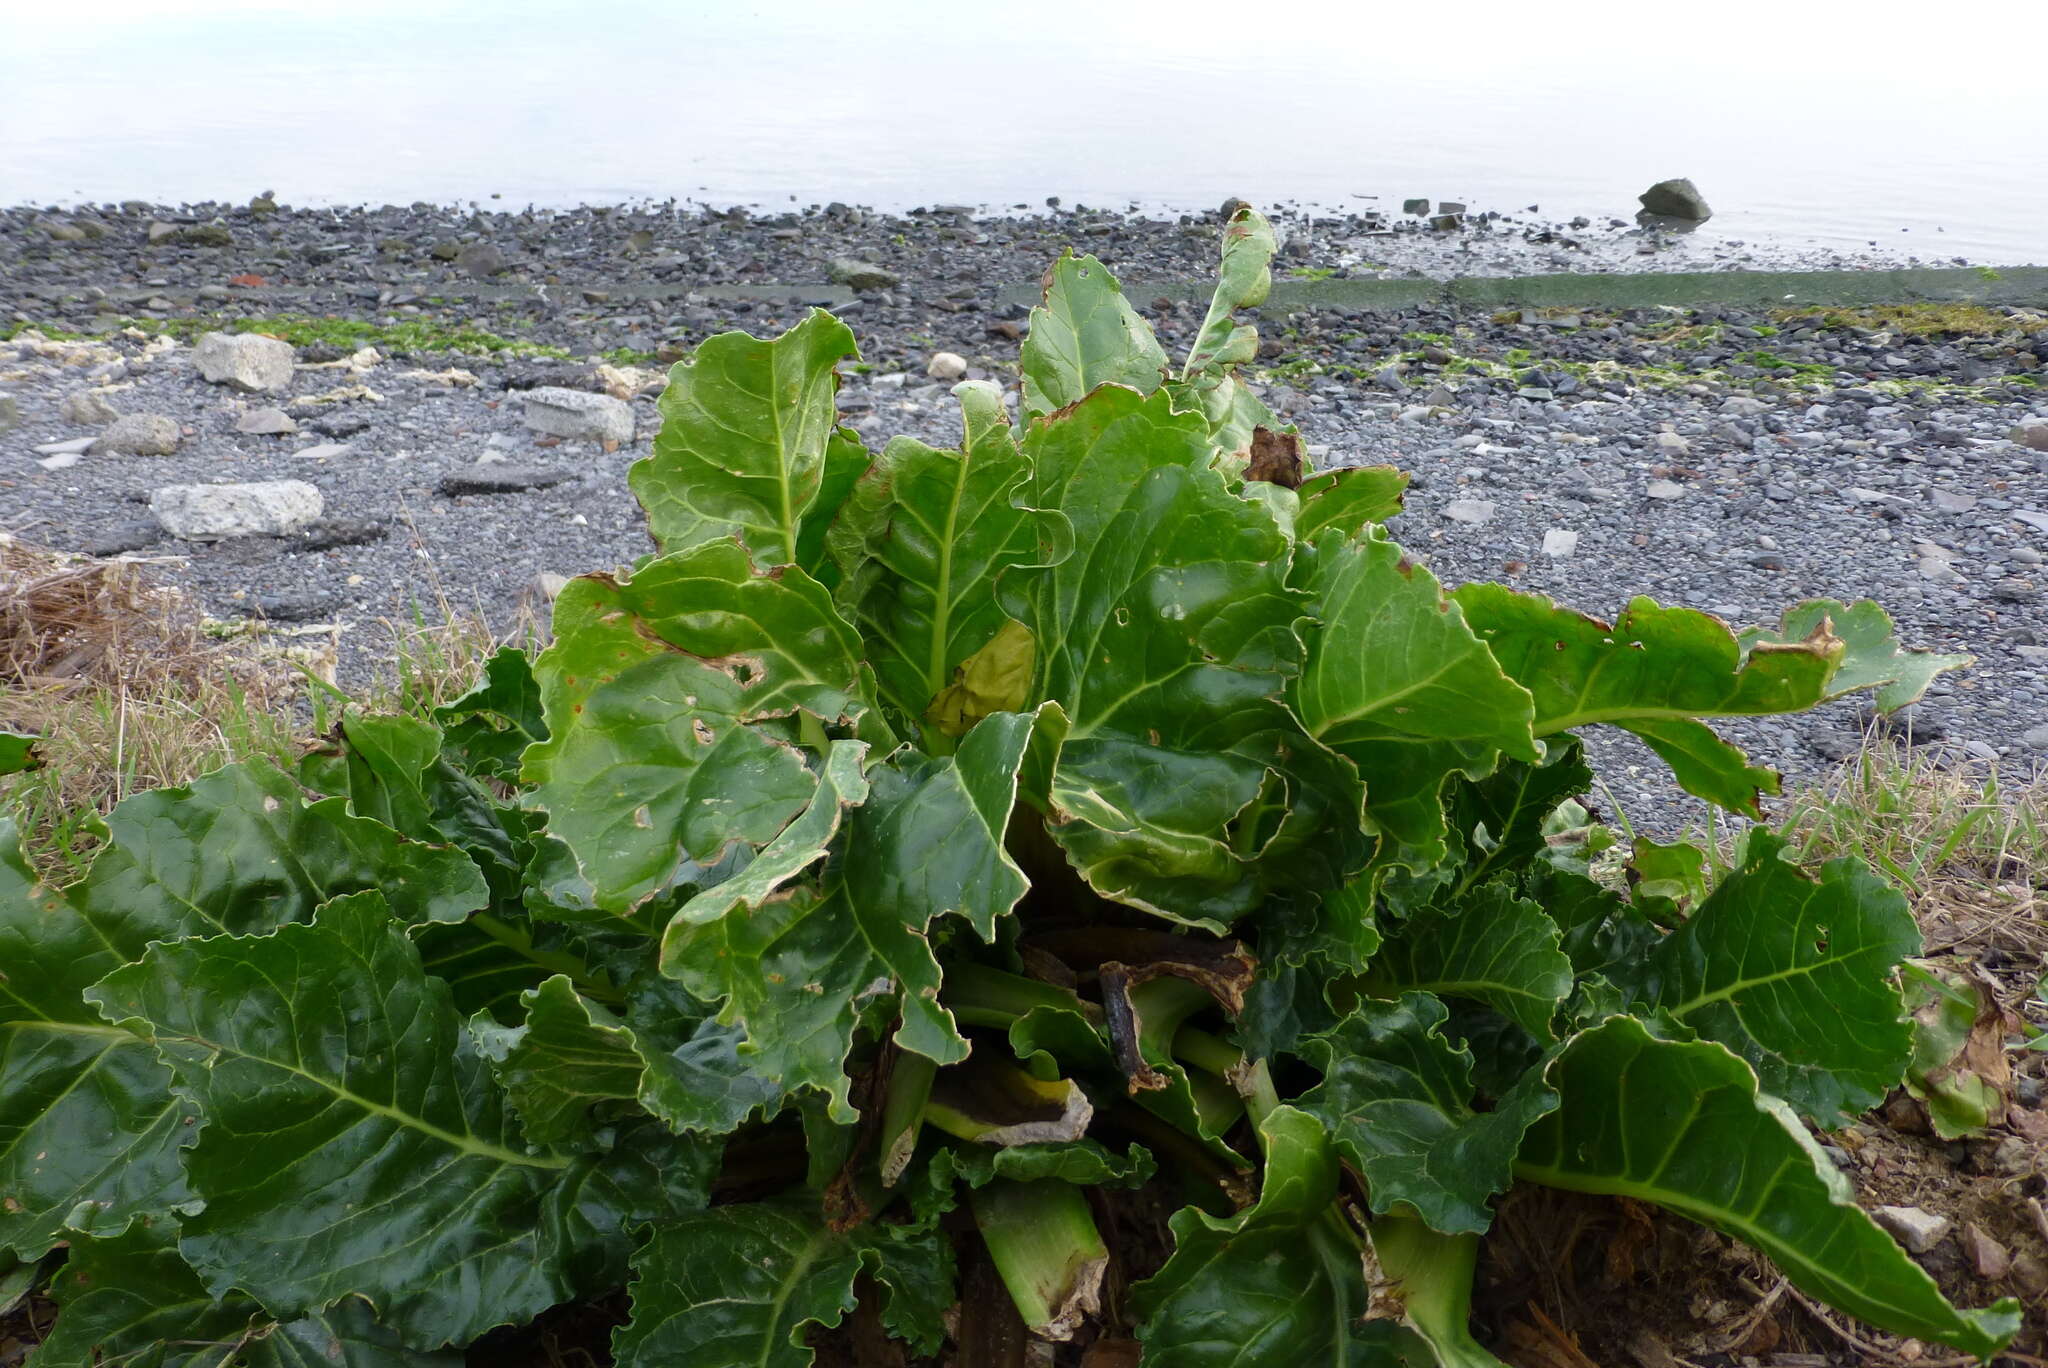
[5, 0, 2046, 263]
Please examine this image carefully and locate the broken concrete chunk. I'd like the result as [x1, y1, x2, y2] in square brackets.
[150, 480, 323, 539]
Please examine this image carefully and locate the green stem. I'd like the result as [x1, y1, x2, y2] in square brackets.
[969, 1179, 1108, 1342]
[878, 1052, 936, 1187]
[467, 913, 620, 1006]
[941, 963, 1100, 1029]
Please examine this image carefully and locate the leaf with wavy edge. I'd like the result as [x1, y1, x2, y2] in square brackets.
[1171, 206, 1285, 468]
[1131, 1106, 1398, 1367]
[1021, 252, 1169, 418]
[1298, 993, 1557, 1235]
[86, 892, 579, 1348]
[38, 1224, 458, 1368]
[615, 1199, 950, 1367]
[1292, 465, 1410, 543]
[526, 541, 879, 913]
[829, 381, 1035, 736]
[631, 311, 860, 563]
[433, 645, 546, 781]
[1454, 586, 1852, 817]
[1289, 530, 1539, 868]
[1743, 598, 1970, 713]
[1359, 886, 1573, 1042]
[1002, 384, 1312, 923]
[1516, 1017, 2020, 1359]
[74, 759, 487, 935]
[469, 975, 643, 1145]
[0, 820, 193, 1259]
[1620, 831, 1919, 1127]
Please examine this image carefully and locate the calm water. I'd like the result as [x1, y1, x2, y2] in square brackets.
[5, 0, 2046, 263]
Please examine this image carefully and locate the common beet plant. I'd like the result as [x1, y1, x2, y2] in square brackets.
[1, 209, 2021, 1366]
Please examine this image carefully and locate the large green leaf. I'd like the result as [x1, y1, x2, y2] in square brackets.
[1454, 587, 1846, 816]
[1290, 530, 1539, 868]
[631, 310, 861, 562]
[1020, 252, 1169, 418]
[1516, 1017, 2021, 1359]
[85, 892, 581, 1348]
[73, 759, 488, 934]
[1298, 993, 1557, 1235]
[1002, 384, 1312, 923]
[1358, 886, 1573, 1042]
[1131, 1105, 1397, 1366]
[1620, 832, 1919, 1127]
[828, 386, 1036, 737]
[37, 1225, 456, 1368]
[615, 1200, 951, 1368]
[665, 710, 1061, 1115]
[624, 975, 786, 1135]
[527, 541, 876, 913]
[1743, 598, 1970, 712]
[0, 820, 193, 1259]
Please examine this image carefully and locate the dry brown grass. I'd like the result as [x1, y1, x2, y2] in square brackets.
[0, 536, 522, 878]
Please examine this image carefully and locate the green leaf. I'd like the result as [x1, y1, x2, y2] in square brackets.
[615, 1199, 951, 1368]
[624, 975, 785, 1135]
[1293, 466, 1410, 543]
[0, 731, 39, 774]
[85, 891, 580, 1348]
[1298, 993, 1557, 1234]
[791, 427, 874, 583]
[910, 1140, 1157, 1223]
[828, 393, 1035, 734]
[1171, 206, 1285, 467]
[1622, 832, 1919, 1127]
[1455, 587, 1844, 816]
[1290, 530, 1538, 868]
[1901, 964, 2005, 1139]
[1434, 737, 1594, 904]
[1020, 252, 1169, 418]
[1367, 1215, 1512, 1368]
[1359, 885, 1573, 1042]
[1516, 1017, 2021, 1359]
[659, 742, 878, 1119]
[0, 819, 194, 1259]
[470, 975, 643, 1145]
[527, 541, 876, 913]
[38, 1224, 458, 1367]
[631, 311, 861, 563]
[1003, 384, 1310, 923]
[1744, 598, 1970, 713]
[1131, 1105, 1396, 1367]
[73, 759, 488, 935]
[1628, 836, 1709, 913]
[432, 645, 547, 781]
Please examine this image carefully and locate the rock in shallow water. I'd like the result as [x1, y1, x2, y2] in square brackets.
[150, 480, 323, 540]
[1638, 177, 1712, 222]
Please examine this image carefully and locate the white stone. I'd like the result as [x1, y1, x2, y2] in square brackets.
[1719, 395, 1769, 417]
[521, 386, 634, 443]
[1645, 479, 1686, 499]
[1872, 1205, 1951, 1254]
[290, 443, 353, 460]
[193, 332, 296, 392]
[1442, 499, 1495, 524]
[926, 351, 968, 381]
[34, 436, 96, 456]
[150, 480, 323, 540]
[1541, 529, 1579, 558]
[60, 389, 120, 426]
[91, 413, 181, 456]
[37, 451, 82, 471]
[234, 406, 298, 435]
[1653, 431, 1691, 454]
[2011, 418, 2048, 451]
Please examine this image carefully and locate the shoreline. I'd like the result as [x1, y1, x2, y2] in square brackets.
[3, 196, 2045, 831]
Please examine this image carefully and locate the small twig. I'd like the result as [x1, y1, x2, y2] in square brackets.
[1710, 1274, 1786, 1353]
[1783, 1285, 1975, 1368]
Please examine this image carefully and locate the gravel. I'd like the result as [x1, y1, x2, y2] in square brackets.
[3, 197, 2044, 832]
